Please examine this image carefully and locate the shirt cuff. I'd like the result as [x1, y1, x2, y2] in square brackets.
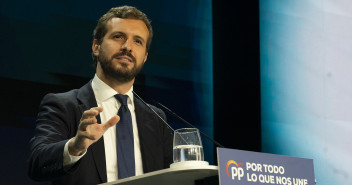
[63, 138, 87, 170]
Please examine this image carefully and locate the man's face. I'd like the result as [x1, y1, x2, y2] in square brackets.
[94, 17, 149, 83]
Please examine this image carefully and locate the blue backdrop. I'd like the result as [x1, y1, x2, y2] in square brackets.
[0, 0, 213, 184]
[260, 0, 352, 184]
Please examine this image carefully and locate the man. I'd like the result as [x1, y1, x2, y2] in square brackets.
[28, 6, 173, 185]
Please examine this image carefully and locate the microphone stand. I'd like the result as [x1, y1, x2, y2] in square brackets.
[132, 91, 174, 132]
[132, 91, 224, 148]
[152, 100, 224, 148]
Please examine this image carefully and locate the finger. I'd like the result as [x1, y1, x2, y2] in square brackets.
[82, 133, 99, 141]
[92, 107, 103, 113]
[79, 117, 98, 130]
[81, 107, 103, 120]
[81, 109, 98, 120]
[102, 115, 120, 131]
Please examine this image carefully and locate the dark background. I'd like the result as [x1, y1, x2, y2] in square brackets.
[0, 0, 260, 184]
[213, 1, 260, 152]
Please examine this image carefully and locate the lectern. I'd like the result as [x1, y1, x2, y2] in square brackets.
[99, 165, 218, 185]
[100, 148, 315, 185]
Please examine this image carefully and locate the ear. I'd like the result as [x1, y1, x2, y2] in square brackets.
[92, 39, 100, 56]
[143, 52, 148, 64]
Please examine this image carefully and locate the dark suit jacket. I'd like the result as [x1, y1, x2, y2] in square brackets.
[28, 81, 173, 185]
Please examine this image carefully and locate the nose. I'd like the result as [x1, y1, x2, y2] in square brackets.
[121, 39, 132, 52]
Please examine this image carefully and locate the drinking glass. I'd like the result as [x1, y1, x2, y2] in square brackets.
[173, 128, 204, 163]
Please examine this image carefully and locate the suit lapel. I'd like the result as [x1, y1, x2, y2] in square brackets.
[77, 81, 107, 182]
[134, 97, 160, 173]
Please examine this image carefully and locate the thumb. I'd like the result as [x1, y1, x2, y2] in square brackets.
[102, 115, 120, 131]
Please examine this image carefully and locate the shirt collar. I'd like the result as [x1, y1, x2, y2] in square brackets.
[91, 74, 134, 105]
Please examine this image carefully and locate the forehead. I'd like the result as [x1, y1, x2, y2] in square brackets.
[105, 17, 149, 39]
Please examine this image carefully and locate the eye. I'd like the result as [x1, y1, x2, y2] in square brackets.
[113, 34, 123, 39]
[135, 39, 143, 45]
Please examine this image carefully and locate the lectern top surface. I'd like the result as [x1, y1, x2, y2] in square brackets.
[100, 165, 218, 185]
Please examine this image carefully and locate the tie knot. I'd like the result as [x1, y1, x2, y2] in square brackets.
[114, 94, 129, 106]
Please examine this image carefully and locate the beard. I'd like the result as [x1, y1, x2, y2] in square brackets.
[98, 49, 144, 83]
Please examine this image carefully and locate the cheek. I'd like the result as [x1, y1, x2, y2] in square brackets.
[137, 50, 147, 61]
[101, 42, 120, 54]
[143, 54, 147, 63]
[137, 55, 147, 64]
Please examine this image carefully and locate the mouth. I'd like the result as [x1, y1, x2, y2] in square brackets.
[115, 55, 133, 63]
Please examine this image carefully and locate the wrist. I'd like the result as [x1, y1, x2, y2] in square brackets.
[68, 137, 86, 156]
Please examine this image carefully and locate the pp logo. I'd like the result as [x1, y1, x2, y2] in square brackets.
[226, 160, 244, 180]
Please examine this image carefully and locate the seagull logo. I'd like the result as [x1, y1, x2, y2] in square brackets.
[226, 160, 244, 177]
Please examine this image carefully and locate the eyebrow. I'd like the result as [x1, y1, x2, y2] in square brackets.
[110, 31, 146, 45]
[134, 35, 146, 45]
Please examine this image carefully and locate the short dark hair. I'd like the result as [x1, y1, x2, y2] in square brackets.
[92, 6, 153, 67]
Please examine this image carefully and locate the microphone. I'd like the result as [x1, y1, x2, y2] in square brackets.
[132, 91, 174, 132]
[132, 91, 224, 148]
[152, 100, 224, 148]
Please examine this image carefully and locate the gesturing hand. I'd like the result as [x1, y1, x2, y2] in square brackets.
[68, 107, 120, 156]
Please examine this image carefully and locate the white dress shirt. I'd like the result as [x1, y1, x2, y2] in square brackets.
[63, 75, 143, 182]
